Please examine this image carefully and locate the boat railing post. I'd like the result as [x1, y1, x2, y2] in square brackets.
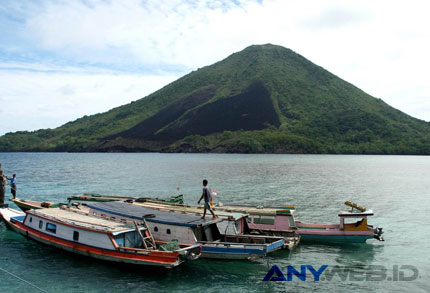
[0, 163, 7, 208]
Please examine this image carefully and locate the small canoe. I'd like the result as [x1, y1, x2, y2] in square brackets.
[68, 193, 184, 204]
[9, 198, 60, 212]
[10, 194, 184, 212]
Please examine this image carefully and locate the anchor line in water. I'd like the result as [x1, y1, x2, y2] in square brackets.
[0, 266, 49, 293]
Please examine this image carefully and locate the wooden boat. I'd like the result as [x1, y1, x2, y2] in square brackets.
[0, 207, 201, 268]
[127, 199, 384, 243]
[215, 202, 384, 243]
[10, 194, 183, 212]
[9, 198, 60, 212]
[129, 200, 300, 250]
[67, 193, 184, 204]
[70, 201, 287, 260]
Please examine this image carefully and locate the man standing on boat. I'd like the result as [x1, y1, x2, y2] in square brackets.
[198, 179, 218, 219]
[6, 174, 17, 199]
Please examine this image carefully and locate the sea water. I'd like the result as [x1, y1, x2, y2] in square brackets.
[0, 153, 428, 292]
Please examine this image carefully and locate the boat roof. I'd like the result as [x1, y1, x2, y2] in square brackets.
[133, 201, 247, 220]
[338, 210, 374, 217]
[214, 204, 295, 216]
[28, 208, 137, 234]
[87, 201, 222, 227]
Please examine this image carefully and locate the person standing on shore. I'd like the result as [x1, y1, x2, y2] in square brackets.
[6, 174, 17, 199]
[198, 179, 218, 219]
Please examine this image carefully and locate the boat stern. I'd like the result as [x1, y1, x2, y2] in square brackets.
[176, 244, 202, 261]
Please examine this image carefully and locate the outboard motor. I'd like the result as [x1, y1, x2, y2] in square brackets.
[373, 226, 384, 241]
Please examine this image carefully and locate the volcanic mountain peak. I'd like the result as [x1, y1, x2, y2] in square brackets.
[1, 44, 429, 154]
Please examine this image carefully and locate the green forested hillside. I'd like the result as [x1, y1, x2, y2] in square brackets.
[1, 44, 429, 154]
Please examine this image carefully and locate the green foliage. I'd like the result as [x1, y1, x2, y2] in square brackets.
[171, 129, 324, 154]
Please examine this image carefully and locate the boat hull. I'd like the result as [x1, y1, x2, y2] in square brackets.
[295, 223, 375, 243]
[198, 237, 285, 260]
[298, 233, 373, 243]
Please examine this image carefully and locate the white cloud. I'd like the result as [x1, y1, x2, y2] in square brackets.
[23, 0, 254, 69]
[0, 66, 179, 134]
[1, 0, 430, 136]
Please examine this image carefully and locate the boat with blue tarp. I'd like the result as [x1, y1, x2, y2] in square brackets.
[72, 201, 287, 260]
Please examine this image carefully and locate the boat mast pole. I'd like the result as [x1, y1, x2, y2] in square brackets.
[0, 163, 7, 208]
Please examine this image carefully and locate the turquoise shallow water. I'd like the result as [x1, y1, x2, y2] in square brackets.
[0, 153, 429, 292]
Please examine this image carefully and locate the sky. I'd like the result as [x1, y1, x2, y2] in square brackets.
[1, 0, 429, 135]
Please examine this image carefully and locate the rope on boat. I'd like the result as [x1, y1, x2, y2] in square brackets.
[0, 267, 49, 293]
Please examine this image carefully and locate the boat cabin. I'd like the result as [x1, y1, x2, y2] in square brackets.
[86, 201, 225, 244]
[246, 207, 375, 232]
[129, 200, 251, 235]
[213, 204, 297, 231]
[23, 208, 150, 251]
[337, 210, 375, 230]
